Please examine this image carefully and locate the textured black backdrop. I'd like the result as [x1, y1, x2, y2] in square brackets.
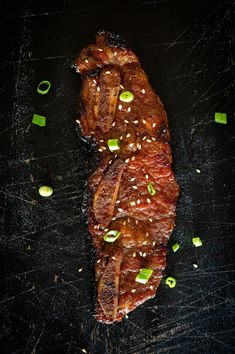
[0, 0, 234, 353]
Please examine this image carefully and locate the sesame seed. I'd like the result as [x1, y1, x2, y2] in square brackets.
[79, 268, 83, 272]
[85, 59, 89, 63]
[132, 185, 137, 189]
[120, 84, 124, 89]
[196, 169, 201, 173]
[118, 208, 123, 212]
[124, 119, 129, 124]
[150, 285, 153, 290]
[130, 201, 136, 206]
[147, 139, 152, 143]
[193, 264, 198, 268]
[112, 217, 116, 220]
[153, 241, 156, 246]
[142, 252, 147, 257]
[118, 104, 122, 110]
[129, 143, 134, 147]
[97, 86, 100, 92]
[139, 252, 143, 256]
[141, 89, 146, 94]
[142, 119, 147, 124]
[131, 289, 136, 293]
[131, 177, 135, 181]
[142, 136, 147, 140]
[114, 154, 118, 158]
[120, 135, 123, 140]
[104, 228, 109, 232]
[127, 107, 131, 112]
[97, 259, 101, 263]
[123, 221, 126, 226]
[152, 123, 156, 128]
[112, 256, 116, 260]
[127, 218, 130, 223]
[94, 225, 98, 229]
[82, 349, 87, 354]
[112, 121, 116, 127]
[146, 232, 149, 236]
[131, 156, 136, 161]
[152, 137, 156, 141]
[106, 71, 111, 74]
[143, 241, 147, 245]
[93, 79, 97, 84]
[116, 200, 120, 204]
[109, 160, 112, 164]
[147, 198, 151, 203]
[149, 218, 153, 222]
[137, 144, 142, 150]
[145, 174, 149, 179]
[125, 314, 129, 318]
[133, 252, 136, 257]
[98, 148, 103, 152]
[99, 139, 104, 142]
[126, 133, 131, 138]
[135, 220, 139, 224]
[125, 158, 130, 163]
[134, 120, 139, 124]
[137, 199, 140, 204]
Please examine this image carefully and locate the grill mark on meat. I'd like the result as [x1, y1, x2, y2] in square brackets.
[75, 31, 179, 323]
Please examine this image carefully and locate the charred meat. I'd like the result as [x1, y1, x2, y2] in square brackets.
[75, 31, 179, 323]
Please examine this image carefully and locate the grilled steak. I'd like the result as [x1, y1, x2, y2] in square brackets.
[75, 31, 179, 323]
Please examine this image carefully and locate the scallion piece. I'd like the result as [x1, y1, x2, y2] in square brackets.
[214, 112, 227, 124]
[107, 139, 120, 152]
[148, 182, 156, 195]
[119, 91, 134, 103]
[192, 237, 202, 247]
[37, 80, 51, 95]
[39, 186, 53, 197]
[135, 268, 153, 284]
[32, 114, 46, 127]
[165, 276, 176, 288]
[103, 230, 121, 243]
[172, 243, 180, 252]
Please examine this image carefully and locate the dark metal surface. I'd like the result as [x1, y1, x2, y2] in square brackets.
[0, 0, 234, 353]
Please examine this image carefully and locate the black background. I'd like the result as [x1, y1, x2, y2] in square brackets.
[0, 0, 235, 353]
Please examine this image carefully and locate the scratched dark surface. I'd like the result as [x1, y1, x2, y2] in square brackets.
[0, 0, 235, 353]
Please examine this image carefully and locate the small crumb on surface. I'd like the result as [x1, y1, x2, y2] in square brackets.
[78, 268, 83, 272]
[141, 89, 145, 94]
[193, 264, 198, 268]
[196, 169, 201, 173]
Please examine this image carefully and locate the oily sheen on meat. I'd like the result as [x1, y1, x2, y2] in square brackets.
[75, 31, 179, 323]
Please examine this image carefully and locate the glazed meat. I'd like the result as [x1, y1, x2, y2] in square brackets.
[75, 31, 179, 323]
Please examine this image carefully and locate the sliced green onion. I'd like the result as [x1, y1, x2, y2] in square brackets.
[135, 268, 153, 284]
[165, 276, 176, 288]
[103, 230, 121, 242]
[37, 80, 51, 95]
[107, 139, 120, 152]
[172, 243, 180, 252]
[192, 237, 202, 247]
[119, 91, 134, 103]
[32, 114, 46, 127]
[148, 182, 156, 195]
[214, 112, 227, 124]
[39, 186, 53, 197]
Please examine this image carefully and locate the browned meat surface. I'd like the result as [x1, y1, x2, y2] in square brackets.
[75, 31, 179, 323]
